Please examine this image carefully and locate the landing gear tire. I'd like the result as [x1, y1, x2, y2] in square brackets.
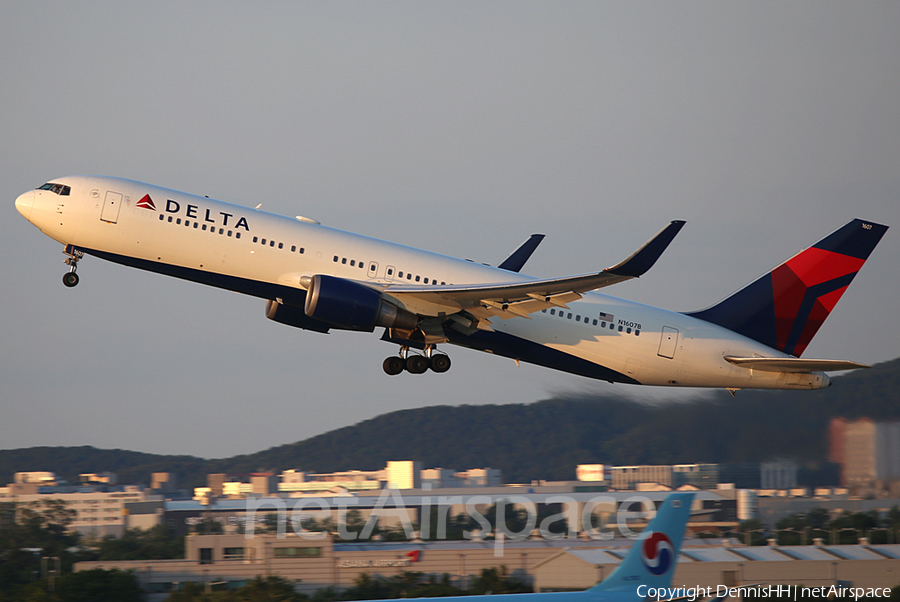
[62, 272, 79, 287]
[383, 356, 405, 376]
[430, 354, 451, 373]
[406, 355, 429, 374]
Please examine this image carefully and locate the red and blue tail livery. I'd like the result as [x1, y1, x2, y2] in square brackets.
[687, 219, 888, 357]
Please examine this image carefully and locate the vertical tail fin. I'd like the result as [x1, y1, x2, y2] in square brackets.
[590, 492, 693, 592]
[686, 219, 888, 357]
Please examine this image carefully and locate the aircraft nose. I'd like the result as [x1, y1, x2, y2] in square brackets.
[15, 190, 34, 220]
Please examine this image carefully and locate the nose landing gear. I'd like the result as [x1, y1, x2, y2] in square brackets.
[62, 245, 83, 287]
[383, 345, 452, 376]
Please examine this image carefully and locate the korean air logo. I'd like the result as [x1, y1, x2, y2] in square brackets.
[641, 531, 674, 576]
[136, 194, 157, 210]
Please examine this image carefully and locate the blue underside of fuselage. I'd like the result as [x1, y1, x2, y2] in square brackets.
[82, 247, 637, 384]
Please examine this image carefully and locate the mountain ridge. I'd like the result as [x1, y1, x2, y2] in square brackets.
[3, 357, 899, 488]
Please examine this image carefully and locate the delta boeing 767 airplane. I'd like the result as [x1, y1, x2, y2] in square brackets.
[16, 176, 887, 391]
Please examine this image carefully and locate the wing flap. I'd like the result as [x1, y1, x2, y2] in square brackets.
[384, 221, 684, 320]
[724, 356, 870, 373]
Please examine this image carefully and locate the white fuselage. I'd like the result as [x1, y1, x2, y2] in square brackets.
[15, 176, 830, 390]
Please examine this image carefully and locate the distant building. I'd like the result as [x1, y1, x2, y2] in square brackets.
[386, 461, 422, 490]
[611, 465, 673, 489]
[576, 464, 609, 482]
[454, 468, 502, 487]
[13, 487, 149, 538]
[673, 464, 719, 489]
[80, 472, 118, 485]
[829, 417, 900, 490]
[760, 460, 798, 489]
[151, 472, 177, 493]
[15, 471, 59, 485]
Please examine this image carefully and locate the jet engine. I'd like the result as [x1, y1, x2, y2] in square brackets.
[304, 274, 418, 332]
[265, 299, 332, 333]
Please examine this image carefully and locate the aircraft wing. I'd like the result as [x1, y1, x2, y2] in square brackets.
[383, 220, 685, 323]
[724, 356, 869, 372]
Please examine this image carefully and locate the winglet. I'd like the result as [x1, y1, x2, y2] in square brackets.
[606, 220, 686, 277]
[498, 234, 545, 272]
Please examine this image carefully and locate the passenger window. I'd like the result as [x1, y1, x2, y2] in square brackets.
[550, 309, 555, 315]
[398, 271, 403, 278]
[610, 323, 615, 330]
[342, 258, 347, 264]
[228, 231, 233, 237]
[168, 216, 173, 222]
[159, 214, 164, 221]
[415, 275, 420, 282]
[618, 325, 623, 332]
[236, 233, 241, 239]
[291, 245, 296, 252]
[185, 220, 190, 226]
[278, 242, 283, 249]
[626, 327, 632, 334]
[194, 223, 199, 229]
[424, 278, 429, 284]
[576, 315, 581, 321]
[220, 228, 225, 234]
[262, 238, 267, 245]
[635, 330, 640, 336]
[388, 268, 393, 276]
[269, 240, 274, 246]
[567, 313, 572, 319]
[593, 319, 597, 325]
[407, 274, 412, 280]
[299, 248, 304, 254]
[350, 260, 355, 266]
[176, 218, 182, 225]
[333, 256, 339, 262]
[253, 236, 258, 243]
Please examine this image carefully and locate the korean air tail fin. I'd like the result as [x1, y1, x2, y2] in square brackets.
[590, 492, 693, 592]
[686, 219, 888, 357]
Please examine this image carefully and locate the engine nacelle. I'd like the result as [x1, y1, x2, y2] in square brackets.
[265, 299, 331, 333]
[304, 274, 418, 332]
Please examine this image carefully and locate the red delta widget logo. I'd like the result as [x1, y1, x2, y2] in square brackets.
[641, 531, 674, 576]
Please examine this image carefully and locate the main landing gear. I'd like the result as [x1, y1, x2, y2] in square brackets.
[383, 346, 451, 376]
[62, 246, 83, 287]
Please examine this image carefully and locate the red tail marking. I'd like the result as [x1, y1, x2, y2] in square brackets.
[785, 248, 864, 287]
[771, 264, 808, 352]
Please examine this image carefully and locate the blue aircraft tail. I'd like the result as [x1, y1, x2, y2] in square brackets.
[590, 492, 693, 592]
[686, 219, 887, 357]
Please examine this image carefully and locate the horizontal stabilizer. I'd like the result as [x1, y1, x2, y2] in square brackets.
[724, 356, 869, 373]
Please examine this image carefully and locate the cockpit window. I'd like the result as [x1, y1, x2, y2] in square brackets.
[38, 182, 70, 195]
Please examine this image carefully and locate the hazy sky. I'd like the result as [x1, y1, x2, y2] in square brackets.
[2, 2, 898, 460]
